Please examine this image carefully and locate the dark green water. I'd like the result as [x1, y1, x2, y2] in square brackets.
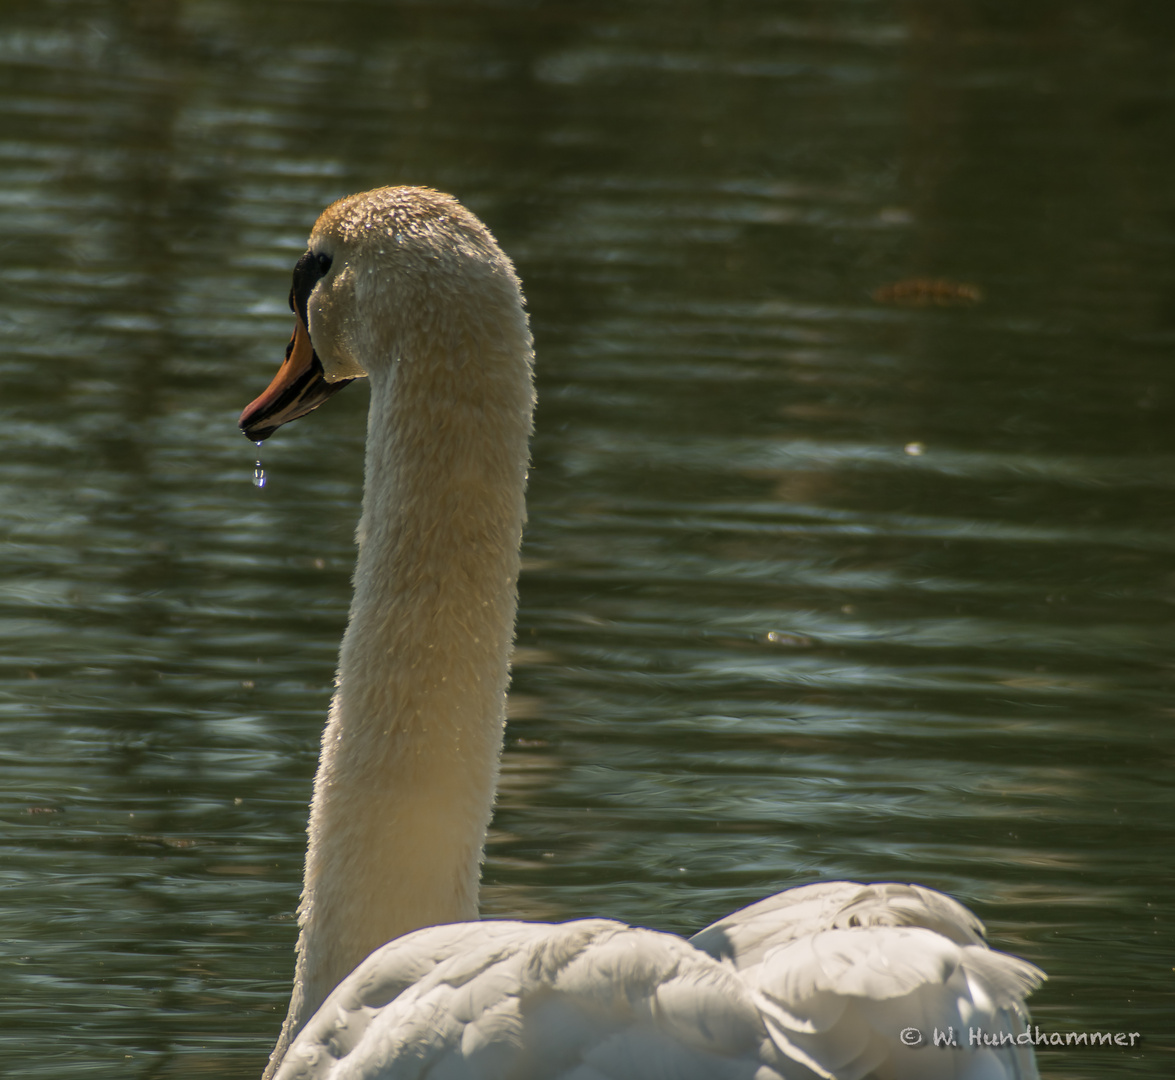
[1, 1, 1172, 1076]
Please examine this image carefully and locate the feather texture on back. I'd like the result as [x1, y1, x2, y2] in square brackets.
[274, 883, 1042, 1080]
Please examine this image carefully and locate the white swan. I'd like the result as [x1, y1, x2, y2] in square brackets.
[239, 186, 1044, 1080]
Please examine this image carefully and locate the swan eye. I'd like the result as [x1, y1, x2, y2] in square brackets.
[290, 249, 334, 325]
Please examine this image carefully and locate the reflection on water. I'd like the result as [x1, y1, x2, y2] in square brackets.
[1, 2, 1172, 1077]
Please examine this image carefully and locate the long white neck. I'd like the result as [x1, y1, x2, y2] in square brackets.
[264, 293, 533, 1076]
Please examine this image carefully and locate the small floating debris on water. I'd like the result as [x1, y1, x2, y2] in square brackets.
[872, 278, 983, 306]
[765, 630, 814, 648]
[904, 441, 926, 456]
[253, 461, 266, 488]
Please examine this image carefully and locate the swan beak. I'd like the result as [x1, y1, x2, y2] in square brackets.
[239, 316, 354, 441]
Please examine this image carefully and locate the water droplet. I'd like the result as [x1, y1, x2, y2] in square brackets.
[253, 461, 266, 488]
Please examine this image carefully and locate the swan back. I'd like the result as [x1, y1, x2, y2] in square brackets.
[273, 883, 1043, 1080]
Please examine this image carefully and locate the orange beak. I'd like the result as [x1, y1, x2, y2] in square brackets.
[239, 315, 353, 442]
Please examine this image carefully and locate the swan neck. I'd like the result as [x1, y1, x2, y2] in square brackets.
[267, 299, 533, 1074]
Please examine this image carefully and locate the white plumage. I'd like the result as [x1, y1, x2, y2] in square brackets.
[239, 187, 1043, 1080]
[273, 882, 1041, 1079]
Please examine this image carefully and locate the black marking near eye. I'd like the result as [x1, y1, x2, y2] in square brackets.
[288, 249, 333, 325]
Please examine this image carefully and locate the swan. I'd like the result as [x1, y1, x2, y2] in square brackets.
[239, 186, 1044, 1080]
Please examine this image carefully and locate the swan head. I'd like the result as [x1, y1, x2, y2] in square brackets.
[240, 185, 524, 442]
